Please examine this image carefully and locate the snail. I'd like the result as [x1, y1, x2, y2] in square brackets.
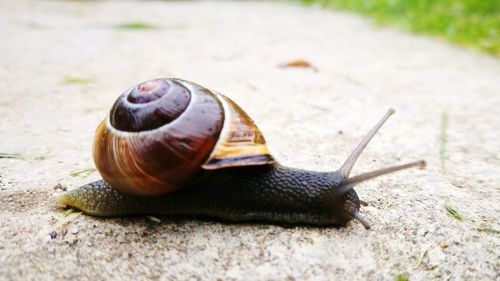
[56, 78, 426, 229]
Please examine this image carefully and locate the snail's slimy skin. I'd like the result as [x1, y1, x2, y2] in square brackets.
[57, 164, 360, 227]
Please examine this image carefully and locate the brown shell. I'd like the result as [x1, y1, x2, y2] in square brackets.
[202, 94, 274, 169]
[93, 78, 275, 196]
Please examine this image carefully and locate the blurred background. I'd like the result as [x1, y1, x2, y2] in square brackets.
[299, 0, 499, 56]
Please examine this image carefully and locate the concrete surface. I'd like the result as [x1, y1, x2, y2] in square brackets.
[0, 0, 499, 280]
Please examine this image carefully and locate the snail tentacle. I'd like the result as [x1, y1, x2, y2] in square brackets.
[338, 108, 395, 179]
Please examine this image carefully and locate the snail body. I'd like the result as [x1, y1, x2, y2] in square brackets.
[61, 165, 354, 226]
[57, 78, 425, 229]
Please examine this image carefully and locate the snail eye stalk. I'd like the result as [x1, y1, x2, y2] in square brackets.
[338, 160, 426, 195]
[338, 108, 395, 179]
[347, 161, 426, 187]
[336, 108, 426, 192]
[336, 108, 426, 230]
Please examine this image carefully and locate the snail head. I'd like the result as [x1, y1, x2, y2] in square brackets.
[331, 108, 426, 229]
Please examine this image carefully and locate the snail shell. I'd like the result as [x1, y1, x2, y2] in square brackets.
[93, 78, 274, 196]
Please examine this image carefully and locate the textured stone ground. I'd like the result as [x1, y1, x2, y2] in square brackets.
[0, 0, 499, 280]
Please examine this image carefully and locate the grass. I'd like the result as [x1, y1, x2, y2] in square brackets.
[0, 152, 48, 162]
[69, 168, 96, 178]
[445, 202, 464, 221]
[297, 0, 500, 56]
[62, 208, 76, 218]
[476, 224, 500, 234]
[394, 273, 409, 281]
[62, 76, 93, 84]
[413, 244, 430, 269]
[146, 216, 162, 223]
[114, 22, 158, 30]
[0, 152, 23, 160]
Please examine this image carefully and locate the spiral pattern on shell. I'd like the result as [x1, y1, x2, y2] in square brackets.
[93, 78, 274, 196]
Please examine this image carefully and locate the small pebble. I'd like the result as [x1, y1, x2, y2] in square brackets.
[53, 183, 67, 191]
[439, 242, 449, 249]
[69, 226, 79, 234]
[48, 231, 57, 239]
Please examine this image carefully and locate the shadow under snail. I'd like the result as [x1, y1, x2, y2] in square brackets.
[56, 78, 426, 229]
